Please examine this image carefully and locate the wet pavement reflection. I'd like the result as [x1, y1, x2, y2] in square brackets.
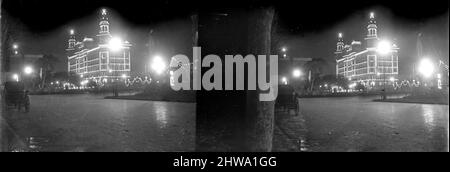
[296, 96, 449, 152]
[1, 94, 195, 152]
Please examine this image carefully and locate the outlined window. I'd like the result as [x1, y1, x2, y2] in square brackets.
[100, 51, 108, 60]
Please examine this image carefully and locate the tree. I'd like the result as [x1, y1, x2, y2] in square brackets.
[304, 58, 328, 92]
[34, 54, 59, 88]
[336, 75, 350, 90]
[50, 71, 80, 87]
[67, 71, 81, 86]
[355, 82, 366, 92]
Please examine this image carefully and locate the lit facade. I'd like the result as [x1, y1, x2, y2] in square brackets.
[335, 12, 399, 88]
[67, 9, 131, 82]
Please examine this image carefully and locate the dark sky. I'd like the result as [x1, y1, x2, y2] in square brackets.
[2, 0, 448, 77]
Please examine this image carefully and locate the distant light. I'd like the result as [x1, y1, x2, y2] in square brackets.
[377, 72, 381, 76]
[292, 69, 302, 78]
[418, 58, 435, 78]
[151, 56, 166, 75]
[121, 74, 127, 79]
[108, 37, 123, 51]
[281, 77, 288, 85]
[377, 40, 392, 55]
[370, 12, 375, 19]
[349, 83, 356, 88]
[70, 29, 74, 35]
[102, 8, 107, 15]
[109, 69, 113, 73]
[437, 73, 441, 79]
[338, 33, 342, 38]
[13, 44, 18, 50]
[24, 66, 33, 75]
[324, 84, 328, 87]
[281, 47, 287, 52]
[389, 77, 395, 82]
[80, 80, 88, 86]
[12, 74, 19, 82]
[14, 51, 18, 55]
[283, 54, 287, 58]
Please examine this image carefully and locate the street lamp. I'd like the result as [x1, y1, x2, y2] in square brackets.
[389, 77, 395, 82]
[292, 69, 302, 78]
[281, 77, 288, 85]
[13, 44, 19, 55]
[376, 40, 392, 100]
[377, 40, 392, 55]
[151, 55, 167, 75]
[418, 58, 435, 78]
[108, 37, 123, 52]
[24, 66, 33, 75]
[12, 73, 19, 82]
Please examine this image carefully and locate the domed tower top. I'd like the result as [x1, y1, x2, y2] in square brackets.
[367, 12, 377, 38]
[336, 32, 344, 53]
[365, 12, 378, 48]
[67, 29, 76, 50]
[99, 8, 110, 34]
[98, 8, 112, 44]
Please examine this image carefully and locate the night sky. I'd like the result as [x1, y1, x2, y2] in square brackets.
[2, 0, 448, 77]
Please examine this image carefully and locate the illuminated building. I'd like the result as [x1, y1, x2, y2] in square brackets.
[335, 12, 399, 87]
[67, 8, 131, 82]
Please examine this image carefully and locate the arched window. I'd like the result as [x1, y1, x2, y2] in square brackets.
[369, 28, 377, 36]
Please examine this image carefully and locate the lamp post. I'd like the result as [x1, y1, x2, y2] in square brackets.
[13, 44, 19, 55]
[377, 40, 392, 100]
[24, 66, 33, 75]
[151, 55, 167, 75]
[418, 58, 434, 78]
[281, 76, 288, 85]
[12, 73, 19, 82]
[292, 69, 301, 78]
[281, 46, 288, 60]
[418, 58, 436, 89]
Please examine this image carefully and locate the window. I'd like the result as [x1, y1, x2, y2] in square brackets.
[100, 51, 108, 60]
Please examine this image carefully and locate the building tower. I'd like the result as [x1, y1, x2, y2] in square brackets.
[67, 29, 76, 51]
[336, 32, 344, 53]
[97, 8, 111, 45]
[335, 33, 345, 76]
[365, 12, 378, 48]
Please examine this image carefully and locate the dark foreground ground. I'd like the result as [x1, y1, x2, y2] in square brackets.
[1, 94, 448, 152]
[1, 94, 195, 152]
[273, 96, 448, 152]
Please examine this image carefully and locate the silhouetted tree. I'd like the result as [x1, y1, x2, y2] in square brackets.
[304, 58, 328, 92]
[34, 54, 59, 88]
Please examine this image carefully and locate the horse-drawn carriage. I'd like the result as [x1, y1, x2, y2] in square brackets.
[275, 85, 299, 116]
[2, 81, 29, 111]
